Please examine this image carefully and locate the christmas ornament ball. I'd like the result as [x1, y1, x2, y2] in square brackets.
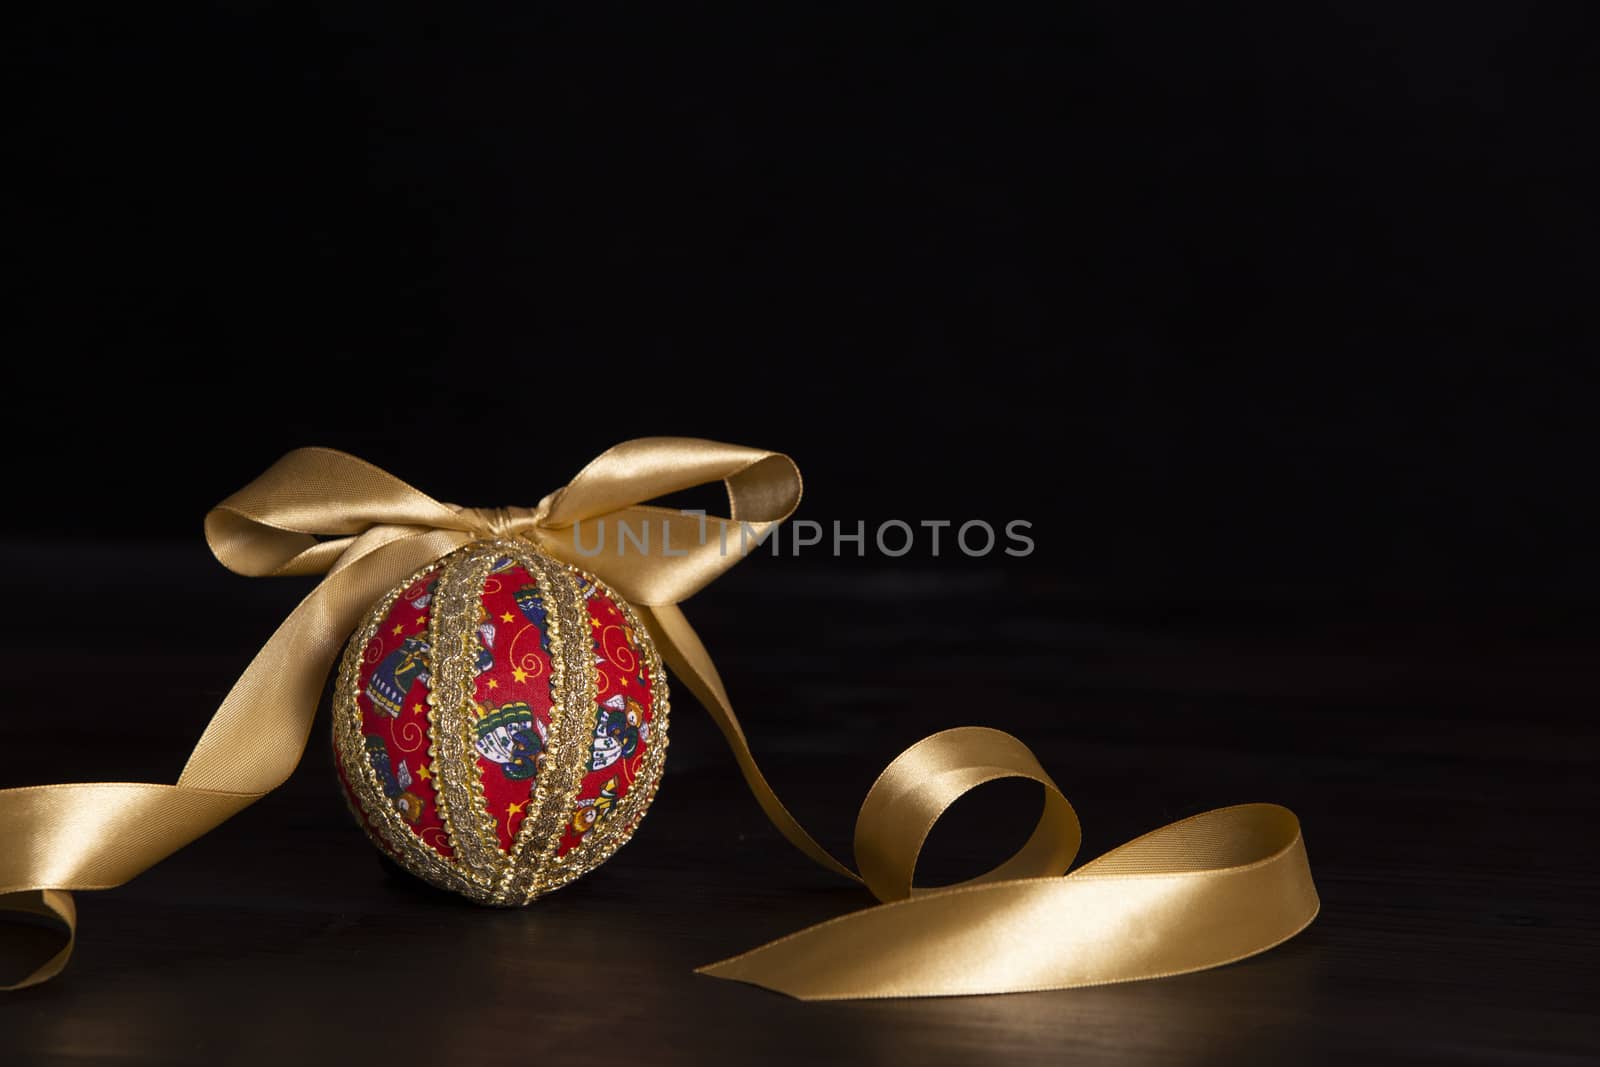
[331, 539, 668, 904]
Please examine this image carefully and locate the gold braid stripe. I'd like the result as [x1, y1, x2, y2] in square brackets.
[430, 549, 506, 894]
[332, 563, 472, 897]
[498, 545, 578, 902]
[540, 568, 669, 896]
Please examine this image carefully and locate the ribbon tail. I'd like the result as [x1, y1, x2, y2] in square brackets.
[0, 528, 469, 987]
[634, 603, 859, 884]
[637, 600, 1320, 1000]
[0, 890, 75, 991]
[698, 804, 1320, 1000]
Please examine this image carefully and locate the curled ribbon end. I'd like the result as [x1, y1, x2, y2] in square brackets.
[0, 890, 77, 992]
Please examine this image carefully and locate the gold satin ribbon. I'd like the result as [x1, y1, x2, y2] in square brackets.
[0, 438, 1318, 996]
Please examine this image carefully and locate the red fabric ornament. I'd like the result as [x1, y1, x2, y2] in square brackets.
[332, 538, 667, 903]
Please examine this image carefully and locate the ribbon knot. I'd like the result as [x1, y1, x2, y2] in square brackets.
[0, 437, 1318, 998]
[458, 504, 544, 540]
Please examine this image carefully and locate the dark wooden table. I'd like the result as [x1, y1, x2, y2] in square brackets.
[2, 544, 1594, 1064]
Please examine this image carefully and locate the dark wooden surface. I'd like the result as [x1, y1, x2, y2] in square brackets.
[1, 545, 1595, 1065]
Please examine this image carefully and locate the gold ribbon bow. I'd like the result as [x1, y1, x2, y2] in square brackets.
[0, 438, 1318, 996]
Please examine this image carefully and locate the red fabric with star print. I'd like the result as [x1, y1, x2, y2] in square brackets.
[471, 564, 558, 849]
[336, 569, 453, 859]
[335, 561, 656, 863]
[552, 574, 657, 857]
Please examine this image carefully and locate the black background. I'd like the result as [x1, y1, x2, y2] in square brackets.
[7, 5, 1595, 596]
[3, 7, 1597, 1065]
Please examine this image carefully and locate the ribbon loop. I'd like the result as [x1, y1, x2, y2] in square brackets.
[538, 437, 802, 528]
[204, 447, 472, 577]
[854, 728, 1081, 903]
[529, 438, 804, 606]
[201, 438, 804, 606]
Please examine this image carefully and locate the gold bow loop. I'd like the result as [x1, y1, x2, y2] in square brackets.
[200, 438, 801, 605]
[1, 438, 1319, 998]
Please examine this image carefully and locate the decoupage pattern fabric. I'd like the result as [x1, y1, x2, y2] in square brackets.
[332, 540, 667, 904]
